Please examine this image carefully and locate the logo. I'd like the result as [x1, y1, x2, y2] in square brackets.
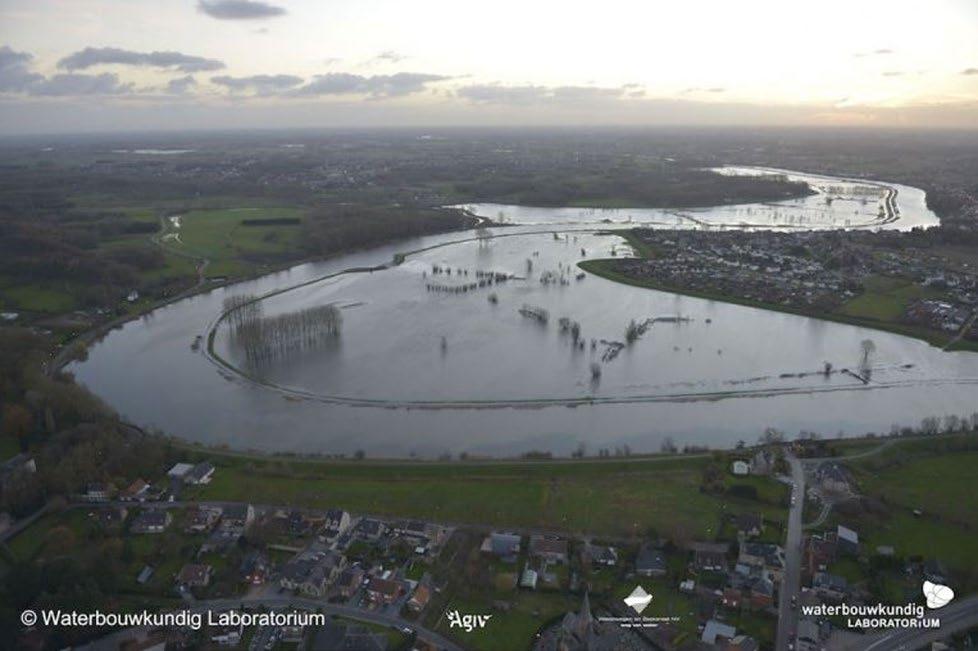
[446, 610, 492, 632]
[922, 581, 954, 609]
[624, 586, 653, 614]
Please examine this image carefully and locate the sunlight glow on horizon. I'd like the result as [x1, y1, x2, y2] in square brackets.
[1, 0, 977, 132]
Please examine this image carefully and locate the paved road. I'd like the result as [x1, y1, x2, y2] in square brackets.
[860, 595, 978, 650]
[77, 595, 463, 651]
[776, 452, 805, 651]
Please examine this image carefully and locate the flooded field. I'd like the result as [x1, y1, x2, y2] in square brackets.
[68, 168, 977, 457]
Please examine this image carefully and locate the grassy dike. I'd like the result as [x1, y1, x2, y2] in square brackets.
[578, 241, 978, 352]
[189, 449, 788, 540]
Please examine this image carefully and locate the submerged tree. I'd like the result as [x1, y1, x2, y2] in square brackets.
[229, 302, 342, 367]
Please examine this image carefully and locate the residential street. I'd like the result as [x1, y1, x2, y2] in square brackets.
[859, 595, 978, 650]
[776, 452, 805, 651]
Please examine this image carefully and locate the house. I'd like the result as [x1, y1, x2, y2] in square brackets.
[1, 453, 36, 479]
[836, 525, 859, 555]
[365, 576, 403, 605]
[520, 566, 538, 589]
[635, 544, 668, 577]
[394, 519, 429, 543]
[407, 583, 432, 612]
[94, 506, 128, 528]
[748, 575, 775, 610]
[221, 503, 255, 532]
[731, 460, 750, 476]
[750, 450, 773, 476]
[177, 563, 212, 588]
[356, 518, 387, 542]
[130, 510, 171, 534]
[300, 564, 332, 598]
[184, 462, 215, 485]
[288, 510, 312, 537]
[813, 572, 848, 601]
[481, 532, 521, 563]
[336, 566, 365, 599]
[186, 506, 222, 533]
[210, 625, 243, 647]
[529, 535, 568, 564]
[739, 543, 785, 582]
[240, 550, 270, 585]
[804, 533, 837, 576]
[166, 462, 194, 479]
[583, 544, 618, 567]
[722, 587, 743, 609]
[281, 558, 317, 592]
[702, 619, 737, 645]
[322, 509, 351, 538]
[736, 513, 764, 539]
[816, 462, 851, 494]
[120, 479, 150, 502]
[691, 542, 730, 572]
[82, 482, 115, 503]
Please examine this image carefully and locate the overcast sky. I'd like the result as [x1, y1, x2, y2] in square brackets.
[1, 0, 977, 134]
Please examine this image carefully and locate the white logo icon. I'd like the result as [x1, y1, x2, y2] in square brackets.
[923, 580, 954, 609]
[624, 586, 653, 614]
[446, 610, 492, 632]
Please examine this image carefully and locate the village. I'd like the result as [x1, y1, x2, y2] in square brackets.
[2, 438, 954, 651]
[607, 228, 978, 343]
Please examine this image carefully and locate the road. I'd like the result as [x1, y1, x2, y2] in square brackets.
[77, 595, 463, 651]
[860, 595, 978, 650]
[776, 451, 805, 651]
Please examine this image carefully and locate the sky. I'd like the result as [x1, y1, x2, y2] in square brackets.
[1, 0, 977, 134]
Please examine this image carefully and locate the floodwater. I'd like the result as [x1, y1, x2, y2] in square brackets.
[69, 168, 978, 457]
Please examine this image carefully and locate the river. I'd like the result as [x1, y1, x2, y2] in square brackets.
[68, 168, 978, 457]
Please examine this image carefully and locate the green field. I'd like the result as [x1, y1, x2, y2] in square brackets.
[162, 207, 305, 277]
[194, 454, 786, 540]
[848, 442, 978, 572]
[837, 275, 939, 322]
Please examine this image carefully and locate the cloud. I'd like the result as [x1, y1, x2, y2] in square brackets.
[855, 48, 894, 58]
[166, 75, 197, 95]
[458, 83, 635, 105]
[293, 72, 449, 98]
[30, 72, 133, 96]
[552, 86, 625, 101]
[0, 45, 44, 92]
[881, 71, 904, 77]
[212, 74, 304, 95]
[58, 47, 225, 73]
[373, 50, 407, 64]
[681, 87, 726, 94]
[197, 0, 286, 20]
[457, 84, 549, 104]
[963, 68, 978, 76]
